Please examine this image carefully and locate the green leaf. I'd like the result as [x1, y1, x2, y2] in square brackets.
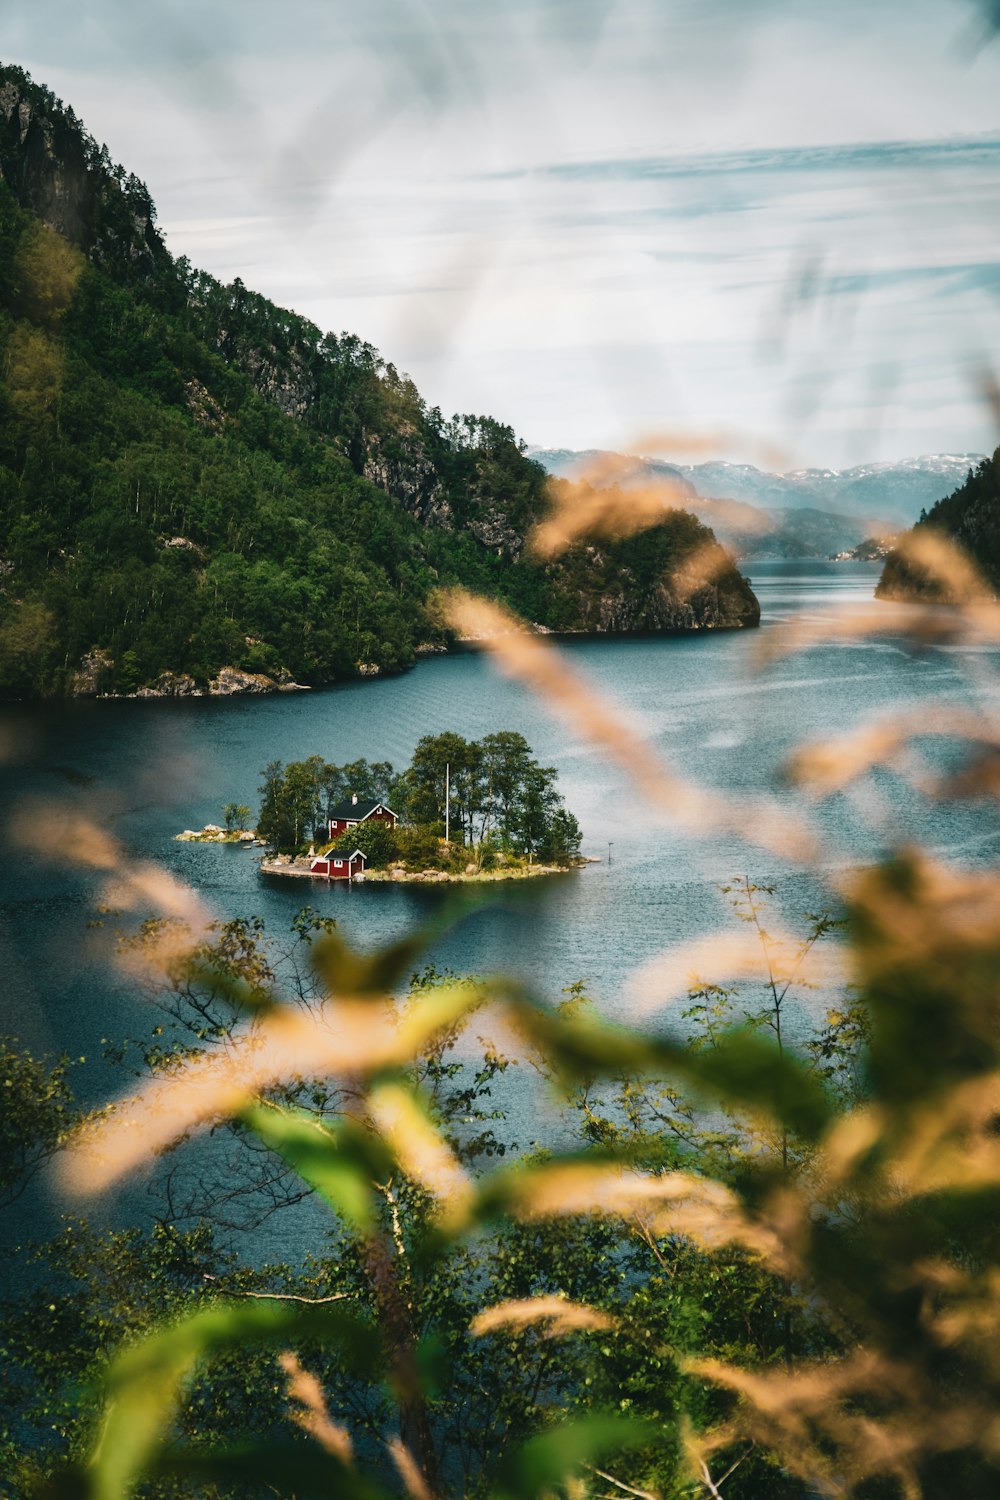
[310, 892, 493, 998]
[681, 1028, 835, 1141]
[156, 1441, 390, 1500]
[240, 1104, 393, 1231]
[509, 999, 833, 1141]
[87, 1299, 376, 1500]
[493, 1414, 656, 1500]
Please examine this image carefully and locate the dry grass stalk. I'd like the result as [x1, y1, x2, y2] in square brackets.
[895, 528, 994, 603]
[439, 589, 816, 861]
[470, 1296, 615, 1337]
[761, 532, 1000, 668]
[786, 705, 1000, 797]
[506, 1163, 790, 1269]
[8, 805, 213, 972]
[688, 1350, 1000, 1498]
[387, 1435, 436, 1500]
[529, 475, 691, 559]
[623, 927, 847, 1018]
[627, 429, 791, 470]
[367, 1082, 474, 1217]
[279, 1351, 353, 1463]
[667, 540, 736, 606]
[56, 984, 482, 1196]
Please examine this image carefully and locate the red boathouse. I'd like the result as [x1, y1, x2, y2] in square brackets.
[309, 848, 368, 881]
[325, 796, 399, 840]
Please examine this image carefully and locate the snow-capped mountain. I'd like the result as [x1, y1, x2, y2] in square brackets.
[528, 448, 984, 525]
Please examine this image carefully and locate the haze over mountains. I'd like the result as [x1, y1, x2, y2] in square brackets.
[530, 448, 985, 560]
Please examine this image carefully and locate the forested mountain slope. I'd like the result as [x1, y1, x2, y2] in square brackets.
[876, 449, 1000, 601]
[0, 64, 757, 700]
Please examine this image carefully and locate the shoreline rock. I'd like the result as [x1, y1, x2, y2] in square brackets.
[60, 616, 757, 705]
[176, 825, 257, 843]
[259, 855, 587, 883]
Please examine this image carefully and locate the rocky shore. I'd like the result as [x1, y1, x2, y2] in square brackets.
[175, 825, 259, 844]
[259, 854, 586, 883]
[70, 655, 312, 699]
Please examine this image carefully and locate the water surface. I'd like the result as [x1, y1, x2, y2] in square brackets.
[2, 559, 997, 1101]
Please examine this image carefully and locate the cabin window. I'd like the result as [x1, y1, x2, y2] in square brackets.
[334, 860, 343, 868]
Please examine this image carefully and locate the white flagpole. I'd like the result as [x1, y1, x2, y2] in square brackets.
[445, 762, 450, 844]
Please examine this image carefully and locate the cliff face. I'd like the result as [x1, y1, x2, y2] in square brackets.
[877, 450, 1000, 602]
[0, 61, 760, 700]
[0, 69, 165, 278]
[548, 525, 759, 633]
[567, 575, 759, 633]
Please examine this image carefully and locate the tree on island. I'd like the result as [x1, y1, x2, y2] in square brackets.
[222, 802, 252, 833]
[254, 735, 582, 866]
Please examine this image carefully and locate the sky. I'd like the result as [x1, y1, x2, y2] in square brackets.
[4, 0, 1000, 468]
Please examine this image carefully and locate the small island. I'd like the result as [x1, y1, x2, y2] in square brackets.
[182, 733, 587, 884]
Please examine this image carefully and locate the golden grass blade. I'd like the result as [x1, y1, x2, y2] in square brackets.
[786, 705, 1000, 798]
[56, 984, 484, 1196]
[623, 928, 847, 1018]
[470, 1297, 615, 1337]
[366, 1083, 474, 1217]
[502, 1162, 791, 1268]
[440, 590, 816, 861]
[387, 1436, 435, 1500]
[668, 540, 738, 606]
[893, 529, 993, 604]
[627, 429, 792, 471]
[761, 532, 1000, 667]
[529, 476, 692, 559]
[756, 601, 969, 666]
[8, 804, 212, 931]
[279, 1351, 354, 1463]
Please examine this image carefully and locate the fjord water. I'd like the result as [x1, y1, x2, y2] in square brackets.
[3, 560, 999, 1107]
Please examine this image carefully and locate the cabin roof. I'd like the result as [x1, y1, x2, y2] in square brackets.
[328, 798, 397, 821]
[311, 848, 367, 865]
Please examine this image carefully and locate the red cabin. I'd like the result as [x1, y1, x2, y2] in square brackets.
[325, 796, 399, 840]
[309, 848, 367, 881]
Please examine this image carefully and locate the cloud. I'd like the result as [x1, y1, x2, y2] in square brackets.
[491, 131, 1000, 184]
[6, 0, 1000, 465]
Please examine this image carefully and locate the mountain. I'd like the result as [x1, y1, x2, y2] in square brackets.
[529, 448, 885, 558]
[530, 447, 983, 532]
[877, 449, 1000, 601]
[0, 66, 758, 700]
[675, 455, 983, 525]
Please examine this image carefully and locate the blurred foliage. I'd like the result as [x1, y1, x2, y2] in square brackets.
[6, 841, 996, 1500]
[3, 14, 1000, 1500]
[2, 900, 847, 1500]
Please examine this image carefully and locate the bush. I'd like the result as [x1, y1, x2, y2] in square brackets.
[331, 819, 399, 869]
[396, 823, 446, 869]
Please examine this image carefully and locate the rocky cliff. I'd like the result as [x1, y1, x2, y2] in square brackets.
[0, 69, 165, 279]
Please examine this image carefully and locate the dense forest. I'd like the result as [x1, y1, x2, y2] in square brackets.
[877, 448, 1000, 600]
[0, 63, 758, 701]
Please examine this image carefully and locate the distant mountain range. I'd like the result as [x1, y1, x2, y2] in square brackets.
[529, 448, 986, 559]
